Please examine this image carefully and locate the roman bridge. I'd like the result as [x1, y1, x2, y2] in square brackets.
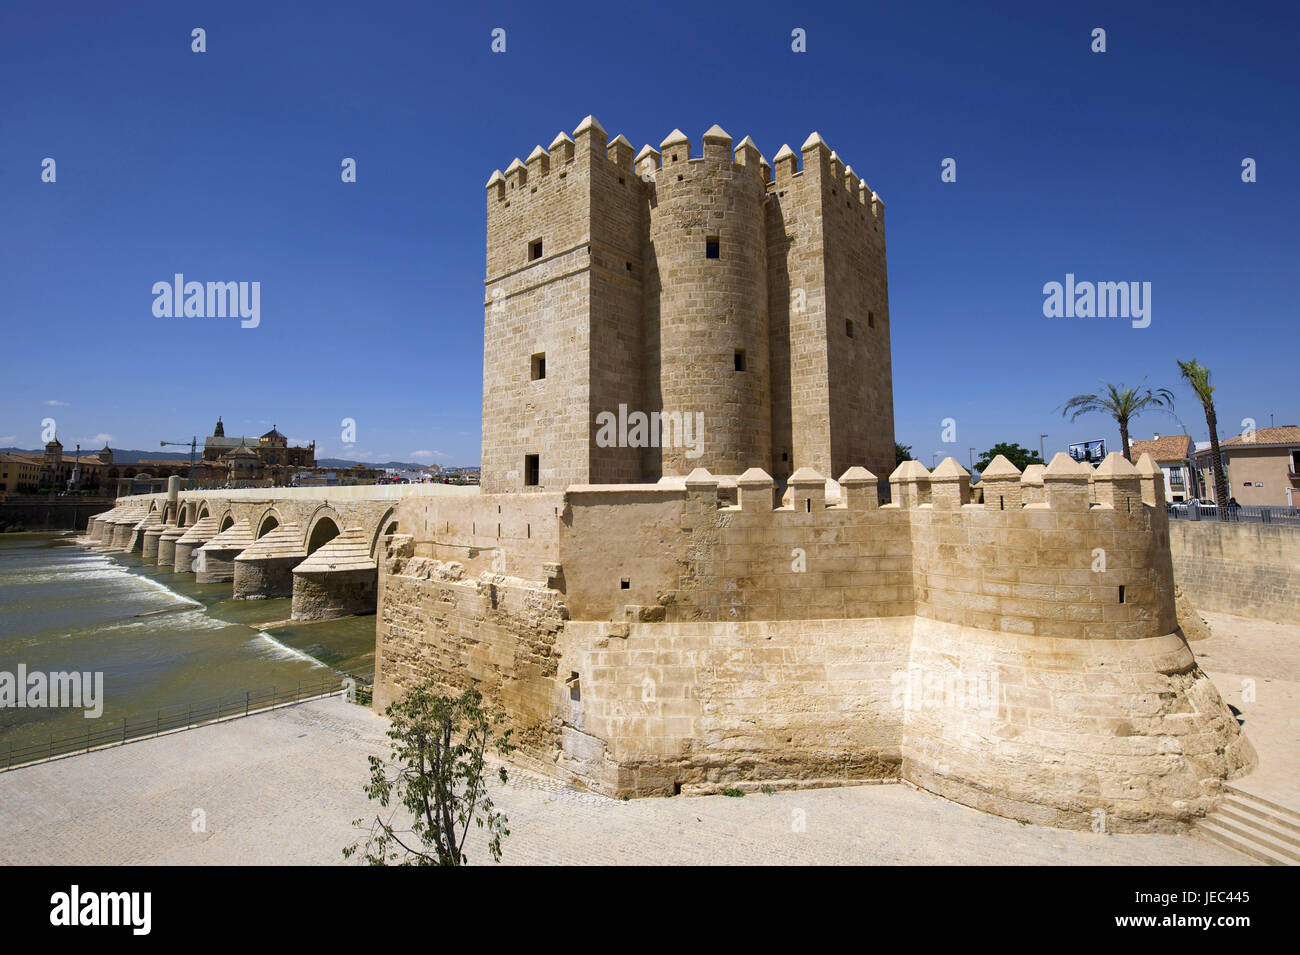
[81, 479, 478, 620]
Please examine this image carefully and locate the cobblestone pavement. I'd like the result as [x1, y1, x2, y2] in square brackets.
[0, 696, 1248, 865]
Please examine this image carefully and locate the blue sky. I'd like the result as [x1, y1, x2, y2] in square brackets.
[1, 1, 1296, 468]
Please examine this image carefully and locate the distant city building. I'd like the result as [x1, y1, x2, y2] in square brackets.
[292, 463, 381, 487]
[0, 454, 42, 494]
[202, 417, 316, 486]
[1128, 433, 1199, 503]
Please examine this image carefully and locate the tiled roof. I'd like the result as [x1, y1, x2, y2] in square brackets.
[1128, 434, 1192, 463]
[1221, 425, 1300, 448]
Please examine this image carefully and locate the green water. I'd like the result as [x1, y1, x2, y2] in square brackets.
[0, 532, 375, 747]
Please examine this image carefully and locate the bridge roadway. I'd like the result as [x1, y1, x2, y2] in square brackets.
[82, 480, 478, 620]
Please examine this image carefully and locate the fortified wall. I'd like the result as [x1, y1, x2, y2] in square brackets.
[1168, 520, 1300, 623]
[374, 451, 1254, 832]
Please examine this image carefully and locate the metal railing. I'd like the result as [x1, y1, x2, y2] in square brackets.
[1, 664, 374, 772]
[1168, 502, 1300, 526]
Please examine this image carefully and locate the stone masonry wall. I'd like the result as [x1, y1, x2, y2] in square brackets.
[372, 455, 1252, 828]
[1169, 519, 1300, 623]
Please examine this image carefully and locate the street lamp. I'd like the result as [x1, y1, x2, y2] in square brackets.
[969, 447, 976, 470]
[160, 437, 198, 489]
[1039, 433, 1049, 463]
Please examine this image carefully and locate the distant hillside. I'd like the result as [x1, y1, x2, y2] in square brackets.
[317, 458, 463, 470]
[3, 448, 480, 471]
[1, 447, 197, 463]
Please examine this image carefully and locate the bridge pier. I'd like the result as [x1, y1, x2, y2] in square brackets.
[126, 510, 163, 554]
[109, 509, 146, 550]
[173, 516, 219, 574]
[142, 522, 170, 560]
[195, 522, 255, 584]
[232, 522, 306, 599]
[290, 527, 377, 620]
[157, 524, 186, 567]
[86, 510, 116, 542]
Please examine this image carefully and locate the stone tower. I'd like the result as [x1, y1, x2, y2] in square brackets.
[481, 117, 894, 492]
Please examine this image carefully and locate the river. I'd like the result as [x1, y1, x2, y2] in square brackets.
[0, 532, 375, 749]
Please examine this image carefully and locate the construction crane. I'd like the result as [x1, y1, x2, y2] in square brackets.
[160, 437, 198, 489]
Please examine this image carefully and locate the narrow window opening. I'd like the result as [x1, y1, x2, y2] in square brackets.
[672, 782, 682, 796]
[618, 176, 625, 184]
[734, 349, 746, 372]
[781, 451, 789, 462]
[706, 236, 720, 259]
[529, 239, 543, 261]
[620, 578, 630, 590]
[671, 153, 678, 162]
[846, 319, 854, 338]
[868, 310, 876, 328]
[524, 454, 539, 487]
[567, 672, 581, 702]
[531, 353, 546, 380]
[526, 523, 531, 539]
[626, 261, 632, 272]
[805, 498, 812, 513]
[999, 495, 1004, 511]
[1118, 585, 1126, 604]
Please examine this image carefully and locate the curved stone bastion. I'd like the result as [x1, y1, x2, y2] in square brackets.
[372, 452, 1255, 833]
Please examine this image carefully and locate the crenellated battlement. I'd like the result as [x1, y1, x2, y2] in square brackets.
[486, 118, 884, 225]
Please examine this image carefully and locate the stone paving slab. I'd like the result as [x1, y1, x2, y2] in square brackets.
[0, 697, 1250, 866]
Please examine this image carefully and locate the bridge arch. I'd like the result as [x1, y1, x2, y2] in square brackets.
[369, 507, 399, 560]
[304, 506, 343, 555]
[219, 512, 235, 532]
[255, 507, 282, 538]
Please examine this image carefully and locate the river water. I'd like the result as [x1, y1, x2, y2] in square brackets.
[0, 532, 376, 749]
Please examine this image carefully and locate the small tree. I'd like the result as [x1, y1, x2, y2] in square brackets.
[1060, 379, 1175, 462]
[894, 441, 913, 467]
[344, 683, 513, 866]
[974, 442, 1043, 474]
[1177, 358, 1229, 517]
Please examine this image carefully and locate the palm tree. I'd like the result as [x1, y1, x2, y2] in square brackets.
[1177, 359, 1228, 517]
[1060, 380, 1175, 463]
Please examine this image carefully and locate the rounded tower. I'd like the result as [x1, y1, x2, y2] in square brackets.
[644, 125, 770, 477]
